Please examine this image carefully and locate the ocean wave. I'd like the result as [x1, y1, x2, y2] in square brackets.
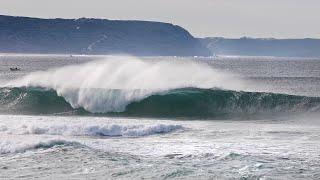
[0, 123, 183, 137]
[4, 57, 243, 113]
[0, 87, 320, 118]
[4, 57, 319, 118]
[0, 139, 80, 154]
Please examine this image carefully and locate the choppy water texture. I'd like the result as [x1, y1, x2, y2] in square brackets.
[0, 54, 320, 179]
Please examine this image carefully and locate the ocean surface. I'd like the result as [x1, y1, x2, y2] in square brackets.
[0, 54, 320, 179]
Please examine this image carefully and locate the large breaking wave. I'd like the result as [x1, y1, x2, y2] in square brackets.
[2, 56, 320, 118]
[0, 87, 319, 118]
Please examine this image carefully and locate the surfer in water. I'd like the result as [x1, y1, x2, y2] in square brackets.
[10, 67, 20, 71]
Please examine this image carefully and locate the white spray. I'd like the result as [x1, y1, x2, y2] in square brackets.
[5, 56, 244, 113]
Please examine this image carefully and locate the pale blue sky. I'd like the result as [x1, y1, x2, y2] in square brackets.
[1, 0, 319, 38]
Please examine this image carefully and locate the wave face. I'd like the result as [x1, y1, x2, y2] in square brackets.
[0, 87, 320, 118]
[124, 88, 320, 118]
[0, 87, 78, 114]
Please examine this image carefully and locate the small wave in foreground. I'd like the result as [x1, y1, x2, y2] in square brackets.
[0, 122, 182, 137]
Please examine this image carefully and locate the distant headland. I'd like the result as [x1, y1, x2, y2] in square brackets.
[0, 15, 209, 56]
[0, 15, 319, 57]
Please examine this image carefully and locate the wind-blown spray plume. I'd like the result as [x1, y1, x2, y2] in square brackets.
[5, 56, 243, 113]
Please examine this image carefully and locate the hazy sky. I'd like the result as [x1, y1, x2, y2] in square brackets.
[1, 0, 319, 38]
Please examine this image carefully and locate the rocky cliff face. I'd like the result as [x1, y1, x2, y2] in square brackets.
[0, 15, 210, 56]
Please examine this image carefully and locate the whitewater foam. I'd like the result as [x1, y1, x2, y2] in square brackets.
[1, 122, 182, 137]
[0, 115, 184, 155]
[0, 139, 79, 154]
[20, 124, 181, 137]
[4, 56, 243, 113]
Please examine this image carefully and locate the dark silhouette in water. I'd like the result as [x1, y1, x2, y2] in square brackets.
[9, 67, 20, 71]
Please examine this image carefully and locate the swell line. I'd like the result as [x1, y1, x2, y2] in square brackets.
[1, 87, 319, 118]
